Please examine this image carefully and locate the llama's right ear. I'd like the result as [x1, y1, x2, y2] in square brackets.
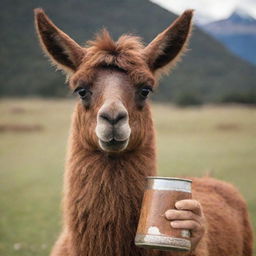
[34, 8, 85, 74]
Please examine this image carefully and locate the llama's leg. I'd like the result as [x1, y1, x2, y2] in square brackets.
[50, 231, 70, 256]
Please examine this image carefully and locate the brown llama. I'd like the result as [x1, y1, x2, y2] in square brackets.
[34, 8, 253, 256]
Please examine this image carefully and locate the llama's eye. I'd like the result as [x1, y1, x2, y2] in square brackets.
[74, 87, 91, 100]
[139, 87, 152, 99]
[78, 88, 87, 98]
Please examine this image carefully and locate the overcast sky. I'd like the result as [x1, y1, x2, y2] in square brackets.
[150, 0, 256, 23]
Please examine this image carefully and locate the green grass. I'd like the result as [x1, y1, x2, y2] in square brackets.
[0, 99, 255, 255]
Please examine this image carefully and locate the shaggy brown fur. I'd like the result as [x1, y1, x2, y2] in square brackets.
[34, 8, 253, 256]
[71, 30, 155, 90]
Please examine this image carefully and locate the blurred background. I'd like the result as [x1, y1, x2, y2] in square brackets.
[0, 0, 255, 255]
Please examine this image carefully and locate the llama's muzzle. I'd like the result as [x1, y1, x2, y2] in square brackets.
[95, 100, 131, 152]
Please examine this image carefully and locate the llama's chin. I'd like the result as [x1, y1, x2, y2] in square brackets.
[98, 139, 129, 153]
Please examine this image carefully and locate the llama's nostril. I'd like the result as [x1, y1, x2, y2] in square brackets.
[99, 112, 127, 125]
[100, 113, 112, 123]
[115, 113, 127, 124]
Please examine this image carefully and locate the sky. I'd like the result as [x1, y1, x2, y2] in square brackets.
[150, 0, 256, 24]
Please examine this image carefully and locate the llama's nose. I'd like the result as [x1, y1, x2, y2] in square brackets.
[99, 111, 128, 126]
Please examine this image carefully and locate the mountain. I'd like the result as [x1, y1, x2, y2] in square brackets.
[0, 0, 256, 104]
[202, 8, 256, 65]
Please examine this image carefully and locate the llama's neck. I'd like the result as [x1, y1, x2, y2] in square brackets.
[63, 122, 156, 256]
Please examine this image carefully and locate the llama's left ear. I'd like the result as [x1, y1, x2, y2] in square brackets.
[144, 10, 194, 76]
[34, 8, 85, 74]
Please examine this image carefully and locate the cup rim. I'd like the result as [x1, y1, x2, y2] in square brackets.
[146, 176, 192, 183]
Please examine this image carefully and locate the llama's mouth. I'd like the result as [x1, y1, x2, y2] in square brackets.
[99, 139, 129, 152]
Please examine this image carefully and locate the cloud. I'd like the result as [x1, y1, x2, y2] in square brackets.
[150, 0, 256, 22]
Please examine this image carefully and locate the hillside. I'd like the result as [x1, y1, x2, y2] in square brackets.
[202, 8, 256, 65]
[0, 0, 256, 103]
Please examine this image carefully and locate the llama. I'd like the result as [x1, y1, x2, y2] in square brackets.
[34, 8, 253, 256]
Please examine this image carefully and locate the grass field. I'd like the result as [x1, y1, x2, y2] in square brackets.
[0, 99, 255, 255]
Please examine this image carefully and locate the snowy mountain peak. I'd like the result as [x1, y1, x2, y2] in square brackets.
[229, 8, 255, 22]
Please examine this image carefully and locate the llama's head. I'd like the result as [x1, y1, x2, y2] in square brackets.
[34, 9, 193, 153]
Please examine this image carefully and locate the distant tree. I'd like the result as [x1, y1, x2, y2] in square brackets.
[221, 92, 256, 105]
[174, 92, 203, 107]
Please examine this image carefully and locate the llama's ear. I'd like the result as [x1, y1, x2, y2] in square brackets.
[144, 10, 194, 76]
[34, 8, 85, 74]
